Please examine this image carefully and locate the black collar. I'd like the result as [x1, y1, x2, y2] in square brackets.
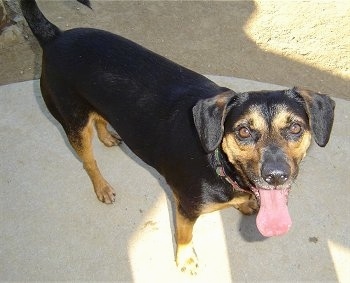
[214, 148, 252, 194]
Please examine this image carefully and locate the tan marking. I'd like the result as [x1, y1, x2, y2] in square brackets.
[272, 108, 298, 130]
[271, 109, 312, 164]
[222, 108, 266, 186]
[222, 133, 261, 184]
[92, 113, 121, 147]
[215, 90, 235, 108]
[68, 113, 116, 203]
[174, 201, 199, 275]
[234, 108, 268, 133]
[201, 192, 258, 215]
[226, 109, 268, 170]
[272, 108, 289, 124]
[175, 204, 195, 246]
[248, 106, 269, 130]
[223, 110, 265, 161]
[285, 131, 312, 164]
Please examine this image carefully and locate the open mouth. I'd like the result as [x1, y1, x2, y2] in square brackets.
[251, 187, 292, 237]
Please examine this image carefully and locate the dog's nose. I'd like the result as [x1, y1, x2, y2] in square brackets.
[262, 169, 290, 186]
[261, 145, 291, 187]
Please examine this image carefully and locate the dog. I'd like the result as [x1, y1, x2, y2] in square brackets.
[21, 0, 335, 275]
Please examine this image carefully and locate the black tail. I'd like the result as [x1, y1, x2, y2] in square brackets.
[20, 0, 91, 47]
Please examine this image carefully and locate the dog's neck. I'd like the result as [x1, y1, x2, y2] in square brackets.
[213, 147, 252, 194]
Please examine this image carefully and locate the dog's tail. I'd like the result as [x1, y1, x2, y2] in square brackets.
[20, 0, 91, 47]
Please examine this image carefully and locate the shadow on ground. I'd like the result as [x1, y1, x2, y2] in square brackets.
[0, 1, 348, 100]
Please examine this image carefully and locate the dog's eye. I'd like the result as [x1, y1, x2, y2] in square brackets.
[289, 123, 302, 135]
[237, 126, 251, 139]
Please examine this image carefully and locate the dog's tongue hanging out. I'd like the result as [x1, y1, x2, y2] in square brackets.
[256, 189, 292, 237]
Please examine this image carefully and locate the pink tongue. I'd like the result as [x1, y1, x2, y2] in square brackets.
[256, 189, 292, 237]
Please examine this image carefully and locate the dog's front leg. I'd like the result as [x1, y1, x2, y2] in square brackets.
[174, 203, 199, 275]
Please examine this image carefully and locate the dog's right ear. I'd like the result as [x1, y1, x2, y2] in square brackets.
[193, 90, 238, 153]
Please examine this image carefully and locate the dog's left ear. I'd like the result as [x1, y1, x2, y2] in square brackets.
[193, 90, 238, 153]
[293, 87, 335, 147]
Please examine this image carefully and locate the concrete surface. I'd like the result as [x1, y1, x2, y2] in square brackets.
[0, 76, 349, 282]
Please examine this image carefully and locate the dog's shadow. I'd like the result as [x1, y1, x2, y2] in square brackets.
[110, 127, 267, 245]
[117, 133, 267, 247]
[32, 81, 86, 161]
[237, 214, 266, 242]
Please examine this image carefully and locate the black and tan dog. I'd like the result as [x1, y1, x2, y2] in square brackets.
[21, 0, 335, 275]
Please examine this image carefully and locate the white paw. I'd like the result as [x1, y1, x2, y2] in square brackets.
[176, 243, 199, 276]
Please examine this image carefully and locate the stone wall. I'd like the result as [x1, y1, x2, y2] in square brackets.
[0, 0, 25, 47]
[0, 0, 10, 31]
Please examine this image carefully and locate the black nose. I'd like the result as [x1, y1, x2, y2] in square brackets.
[261, 145, 291, 187]
[262, 168, 290, 186]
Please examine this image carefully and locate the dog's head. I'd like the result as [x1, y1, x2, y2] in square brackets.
[193, 87, 335, 236]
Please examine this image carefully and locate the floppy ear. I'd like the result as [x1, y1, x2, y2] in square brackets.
[294, 87, 335, 147]
[193, 90, 238, 153]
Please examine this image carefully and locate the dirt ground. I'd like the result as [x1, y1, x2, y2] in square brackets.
[0, 0, 349, 100]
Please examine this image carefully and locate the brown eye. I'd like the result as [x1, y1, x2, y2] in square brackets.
[238, 127, 251, 139]
[289, 123, 302, 135]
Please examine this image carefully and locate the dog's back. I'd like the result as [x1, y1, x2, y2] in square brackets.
[20, 0, 223, 169]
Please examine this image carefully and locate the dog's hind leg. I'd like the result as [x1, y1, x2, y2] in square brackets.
[67, 113, 116, 204]
[94, 114, 122, 147]
[40, 74, 115, 203]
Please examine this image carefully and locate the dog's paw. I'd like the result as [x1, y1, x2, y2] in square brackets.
[238, 195, 259, 215]
[95, 183, 116, 204]
[176, 244, 199, 276]
[99, 131, 122, 147]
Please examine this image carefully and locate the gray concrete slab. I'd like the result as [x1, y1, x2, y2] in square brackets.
[0, 77, 349, 282]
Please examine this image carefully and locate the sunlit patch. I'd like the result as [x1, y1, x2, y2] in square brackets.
[328, 240, 350, 282]
[128, 193, 175, 280]
[127, 194, 233, 280]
